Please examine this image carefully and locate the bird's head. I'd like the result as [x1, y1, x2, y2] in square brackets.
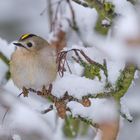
[13, 34, 50, 51]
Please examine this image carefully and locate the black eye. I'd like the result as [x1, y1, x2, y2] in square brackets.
[26, 42, 33, 47]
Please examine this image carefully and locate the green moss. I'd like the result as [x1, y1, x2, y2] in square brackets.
[104, 2, 115, 13]
[84, 64, 101, 80]
[95, 18, 109, 35]
[63, 116, 80, 138]
[0, 51, 9, 66]
[85, 0, 115, 35]
[114, 64, 136, 100]
[5, 71, 11, 80]
[0, 51, 11, 80]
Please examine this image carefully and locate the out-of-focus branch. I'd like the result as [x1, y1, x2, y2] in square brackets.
[114, 64, 136, 100]
[87, 63, 136, 100]
[76, 115, 99, 128]
[72, 0, 90, 7]
[99, 119, 120, 140]
[127, 0, 137, 5]
[0, 51, 10, 80]
[0, 51, 9, 66]
[47, 0, 53, 32]
[85, 0, 115, 35]
[67, 0, 79, 31]
[41, 105, 53, 114]
[51, 30, 66, 53]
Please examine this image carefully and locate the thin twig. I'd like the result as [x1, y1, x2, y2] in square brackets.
[52, 0, 64, 31]
[0, 51, 9, 66]
[72, 0, 90, 7]
[41, 105, 53, 114]
[67, 0, 79, 31]
[2, 107, 10, 124]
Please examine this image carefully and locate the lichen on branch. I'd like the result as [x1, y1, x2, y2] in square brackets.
[0, 51, 9, 66]
[0, 51, 10, 80]
[70, 0, 116, 37]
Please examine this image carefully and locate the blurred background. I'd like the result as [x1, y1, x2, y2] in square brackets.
[0, 0, 49, 41]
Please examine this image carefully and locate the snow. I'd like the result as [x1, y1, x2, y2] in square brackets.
[94, 129, 102, 140]
[52, 73, 105, 99]
[12, 134, 21, 140]
[120, 98, 133, 121]
[0, 0, 140, 140]
[61, 1, 98, 32]
[113, 9, 140, 41]
[107, 61, 125, 84]
[67, 98, 118, 123]
[102, 19, 111, 26]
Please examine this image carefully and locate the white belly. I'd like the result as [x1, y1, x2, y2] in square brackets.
[10, 48, 57, 90]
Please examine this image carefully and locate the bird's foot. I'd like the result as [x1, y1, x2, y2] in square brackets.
[40, 84, 52, 96]
[22, 84, 53, 97]
[28, 88, 42, 95]
[35, 85, 48, 96]
[47, 84, 53, 94]
[22, 87, 29, 97]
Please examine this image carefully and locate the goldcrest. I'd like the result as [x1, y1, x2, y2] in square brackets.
[10, 34, 57, 90]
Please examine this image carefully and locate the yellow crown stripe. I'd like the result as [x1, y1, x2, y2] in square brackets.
[21, 34, 30, 40]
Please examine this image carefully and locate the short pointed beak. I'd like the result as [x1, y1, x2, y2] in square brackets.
[13, 42, 30, 51]
[13, 42, 23, 47]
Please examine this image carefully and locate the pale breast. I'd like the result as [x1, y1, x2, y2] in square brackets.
[10, 48, 57, 90]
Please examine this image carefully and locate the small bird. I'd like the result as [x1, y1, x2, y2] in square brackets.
[10, 34, 58, 92]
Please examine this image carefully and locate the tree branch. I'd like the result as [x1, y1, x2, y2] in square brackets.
[85, 0, 115, 35]
[0, 51, 9, 66]
[0, 51, 10, 80]
[72, 0, 90, 7]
